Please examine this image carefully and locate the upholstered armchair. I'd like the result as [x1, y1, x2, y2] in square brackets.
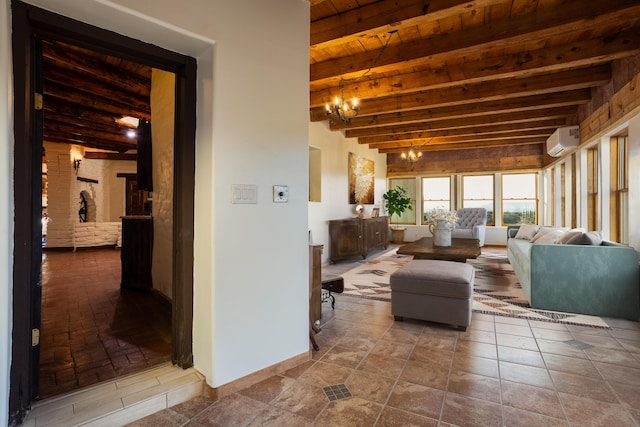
[451, 208, 487, 246]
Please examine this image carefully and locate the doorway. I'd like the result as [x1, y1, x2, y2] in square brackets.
[11, 1, 196, 423]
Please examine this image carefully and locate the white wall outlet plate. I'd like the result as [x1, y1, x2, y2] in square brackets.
[273, 185, 288, 202]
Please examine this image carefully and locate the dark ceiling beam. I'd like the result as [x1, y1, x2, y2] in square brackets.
[311, 66, 610, 121]
[344, 106, 577, 138]
[84, 151, 137, 160]
[379, 137, 546, 153]
[310, 27, 640, 106]
[310, 0, 503, 47]
[329, 90, 592, 131]
[44, 134, 136, 152]
[357, 119, 569, 145]
[310, 0, 640, 82]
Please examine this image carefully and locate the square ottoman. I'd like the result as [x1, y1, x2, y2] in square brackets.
[390, 259, 475, 331]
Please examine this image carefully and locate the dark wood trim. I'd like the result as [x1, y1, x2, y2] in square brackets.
[10, 1, 196, 423]
[88, 152, 137, 161]
[77, 177, 99, 184]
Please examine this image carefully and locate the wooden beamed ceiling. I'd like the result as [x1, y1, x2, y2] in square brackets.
[42, 39, 151, 154]
[310, 0, 640, 172]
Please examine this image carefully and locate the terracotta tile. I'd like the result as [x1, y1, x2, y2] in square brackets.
[585, 346, 640, 368]
[451, 353, 499, 378]
[542, 352, 602, 378]
[281, 360, 314, 379]
[551, 370, 617, 403]
[345, 370, 395, 404]
[386, 380, 445, 419]
[572, 332, 626, 351]
[499, 361, 554, 389]
[559, 392, 636, 427]
[272, 381, 328, 420]
[531, 328, 574, 341]
[314, 397, 382, 426]
[238, 375, 295, 404]
[618, 338, 640, 354]
[501, 380, 565, 419]
[495, 323, 533, 337]
[376, 406, 438, 426]
[496, 333, 538, 351]
[497, 345, 545, 368]
[593, 361, 640, 387]
[320, 345, 368, 369]
[455, 339, 497, 359]
[446, 370, 501, 403]
[416, 334, 457, 351]
[468, 319, 495, 332]
[502, 405, 569, 427]
[169, 395, 216, 418]
[537, 338, 589, 359]
[440, 392, 503, 427]
[458, 329, 496, 345]
[246, 406, 312, 427]
[410, 346, 454, 368]
[381, 328, 420, 345]
[126, 408, 188, 426]
[369, 339, 414, 360]
[193, 394, 267, 427]
[356, 354, 406, 380]
[400, 359, 450, 390]
[608, 381, 640, 410]
[297, 361, 352, 387]
[528, 320, 569, 331]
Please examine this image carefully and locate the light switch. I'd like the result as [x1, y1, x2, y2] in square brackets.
[231, 184, 257, 204]
[273, 185, 289, 202]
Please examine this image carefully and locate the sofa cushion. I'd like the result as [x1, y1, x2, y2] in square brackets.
[557, 228, 586, 244]
[531, 227, 567, 244]
[514, 224, 540, 240]
[565, 231, 603, 246]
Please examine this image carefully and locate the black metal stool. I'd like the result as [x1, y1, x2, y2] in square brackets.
[321, 274, 344, 309]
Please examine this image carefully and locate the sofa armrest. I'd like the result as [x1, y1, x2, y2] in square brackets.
[529, 244, 640, 319]
[506, 225, 520, 240]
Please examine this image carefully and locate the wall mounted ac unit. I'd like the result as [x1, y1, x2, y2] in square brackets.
[546, 126, 580, 157]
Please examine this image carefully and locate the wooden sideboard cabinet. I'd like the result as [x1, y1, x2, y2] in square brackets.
[329, 216, 389, 263]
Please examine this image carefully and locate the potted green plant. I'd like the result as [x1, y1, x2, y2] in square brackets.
[382, 186, 413, 243]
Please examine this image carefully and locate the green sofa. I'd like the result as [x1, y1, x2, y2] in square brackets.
[506, 226, 640, 320]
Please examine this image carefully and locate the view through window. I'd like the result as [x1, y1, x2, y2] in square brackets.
[462, 175, 494, 225]
[422, 177, 451, 223]
[502, 173, 537, 225]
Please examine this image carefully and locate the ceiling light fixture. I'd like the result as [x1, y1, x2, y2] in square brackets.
[325, 30, 398, 125]
[401, 146, 422, 164]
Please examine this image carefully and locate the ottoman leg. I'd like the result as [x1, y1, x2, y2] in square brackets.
[457, 325, 467, 332]
[394, 315, 404, 321]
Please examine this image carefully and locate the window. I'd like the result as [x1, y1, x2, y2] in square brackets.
[462, 175, 494, 225]
[388, 178, 416, 224]
[560, 163, 566, 227]
[422, 177, 451, 223]
[502, 173, 537, 225]
[587, 147, 599, 231]
[610, 135, 628, 243]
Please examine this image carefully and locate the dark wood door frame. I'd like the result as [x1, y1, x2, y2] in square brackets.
[10, 1, 196, 423]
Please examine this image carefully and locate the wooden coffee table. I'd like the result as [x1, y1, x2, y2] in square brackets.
[397, 237, 481, 262]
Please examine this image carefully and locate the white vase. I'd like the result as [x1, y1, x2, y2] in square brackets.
[429, 219, 452, 247]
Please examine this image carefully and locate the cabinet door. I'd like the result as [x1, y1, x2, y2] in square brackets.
[329, 219, 362, 261]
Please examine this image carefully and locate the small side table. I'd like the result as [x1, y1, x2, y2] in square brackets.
[321, 274, 344, 309]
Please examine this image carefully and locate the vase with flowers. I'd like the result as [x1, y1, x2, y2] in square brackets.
[424, 208, 458, 247]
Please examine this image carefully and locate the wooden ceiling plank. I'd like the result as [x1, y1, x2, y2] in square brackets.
[344, 105, 576, 138]
[310, 1, 640, 81]
[370, 129, 557, 149]
[329, 89, 591, 130]
[310, 27, 640, 105]
[358, 118, 568, 144]
[379, 137, 545, 153]
[311, 0, 504, 46]
[312, 65, 609, 120]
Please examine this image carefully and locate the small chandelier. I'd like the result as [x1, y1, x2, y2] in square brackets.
[325, 80, 360, 124]
[401, 146, 422, 163]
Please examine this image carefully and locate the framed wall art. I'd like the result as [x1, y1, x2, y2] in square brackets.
[348, 152, 374, 204]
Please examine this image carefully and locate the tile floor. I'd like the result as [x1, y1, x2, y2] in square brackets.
[129, 247, 640, 427]
[39, 248, 172, 399]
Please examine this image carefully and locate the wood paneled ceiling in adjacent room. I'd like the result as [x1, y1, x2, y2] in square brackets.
[42, 39, 151, 157]
[310, 0, 640, 174]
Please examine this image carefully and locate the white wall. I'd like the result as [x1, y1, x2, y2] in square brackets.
[3, 0, 310, 406]
[308, 122, 387, 264]
[0, 0, 12, 423]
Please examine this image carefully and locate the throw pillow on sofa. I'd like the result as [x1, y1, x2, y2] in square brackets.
[564, 230, 603, 246]
[531, 227, 567, 244]
[514, 224, 540, 240]
[557, 228, 586, 244]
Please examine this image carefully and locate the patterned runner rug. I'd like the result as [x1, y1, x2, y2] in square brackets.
[339, 247, 610, 328]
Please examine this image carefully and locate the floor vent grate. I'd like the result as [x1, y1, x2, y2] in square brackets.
[323, 384, 352, 401]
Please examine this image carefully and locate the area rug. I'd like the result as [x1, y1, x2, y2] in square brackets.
[339, 248, 610, 328]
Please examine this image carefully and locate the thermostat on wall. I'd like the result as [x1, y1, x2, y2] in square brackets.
[273, 185, 288, 202]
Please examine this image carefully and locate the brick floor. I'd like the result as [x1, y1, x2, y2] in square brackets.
[38, 247, 172, 399]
